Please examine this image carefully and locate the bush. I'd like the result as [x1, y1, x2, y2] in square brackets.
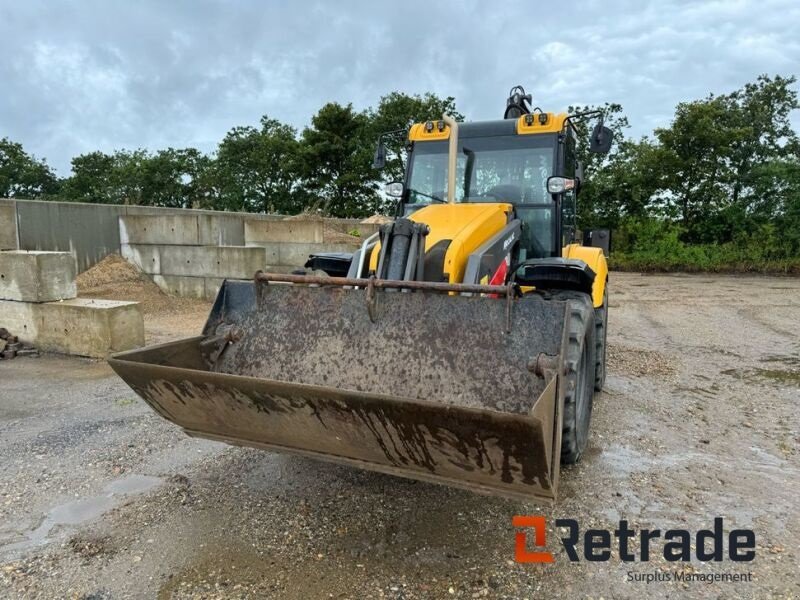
[608, 217, 800, 274]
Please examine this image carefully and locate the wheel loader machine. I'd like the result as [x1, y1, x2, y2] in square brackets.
[109, 86, 612, 503]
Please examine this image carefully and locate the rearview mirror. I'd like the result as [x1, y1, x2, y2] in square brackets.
[385, 181, 404, 198]
[372, 139, 386, 169]
[589, 124, 614, 153]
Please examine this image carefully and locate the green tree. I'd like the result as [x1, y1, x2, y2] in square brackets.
[0, 138, 59, 198]
[215, 117, 301, 213]
[110, 149, 149, 205]
[367, 92, 464, 182]
[655, 96, 744, 241]
[61, 148, 211, 207]
[135, 148, 215, 208]
[747, 155, 800, 256]
[567, 103, 634, 229]
[653, 74, 799, 243]
[298, 102, 380, 217]
[60, 151, 117, 203]
[725, 75, 799, 210]
[578, 137, 664, 230]
[181, 150, 218, 209]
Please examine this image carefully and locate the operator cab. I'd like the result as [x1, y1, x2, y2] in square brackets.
[399, 117, 579, 262]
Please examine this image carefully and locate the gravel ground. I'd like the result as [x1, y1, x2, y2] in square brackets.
[1, 272, 798, 599]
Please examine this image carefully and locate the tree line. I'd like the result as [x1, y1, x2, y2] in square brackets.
[2, 76, 798, 269]
[0, 91, 460, 218]
[575, 75, 799, 269]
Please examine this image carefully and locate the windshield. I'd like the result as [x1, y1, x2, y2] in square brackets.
[406, 135, 556, 205]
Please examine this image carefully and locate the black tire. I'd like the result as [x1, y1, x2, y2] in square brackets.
[545, 290, 596, 464]
[594, 287, 608, 391]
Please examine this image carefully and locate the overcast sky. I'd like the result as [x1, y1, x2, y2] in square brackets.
[2, 0, 799, 175]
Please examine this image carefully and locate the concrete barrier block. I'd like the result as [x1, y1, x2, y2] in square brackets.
[245, 219, 323, 244]
[159, 246, 216, 278]
[198, 214, 245, 246]
[215, 246, 268, 279]
[159, 245, 267, 279]
[244, 241, 281, 264]
[152, 274, 207, 299]
[121, 244, 161, 274]
[0, 297, 144, 357]
[119, 215, 199, 245]
[0, 250, 77, 302]
[0, 202, 18, 250]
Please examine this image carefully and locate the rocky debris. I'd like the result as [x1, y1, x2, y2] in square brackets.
[607, 343, 676, 377]
[362, 214, 393, 224]
[69, 534, 114, 559]
[0, 327, 38, 360]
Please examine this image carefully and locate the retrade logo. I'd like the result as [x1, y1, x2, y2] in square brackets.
[513, 516, 756, 564]
[512, 516, 554, 563]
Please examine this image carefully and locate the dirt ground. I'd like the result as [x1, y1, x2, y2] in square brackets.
[1, 272, 798, 599]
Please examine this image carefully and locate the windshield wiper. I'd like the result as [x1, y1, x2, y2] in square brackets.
[409, 189, 446, 204]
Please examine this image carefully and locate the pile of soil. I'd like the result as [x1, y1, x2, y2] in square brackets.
[324, 229, 362, 245]
[361, 214, 392, 225]
[284, 211, 323, 222]
[76, 254, 204, 317]
[283, 212, 362, 246]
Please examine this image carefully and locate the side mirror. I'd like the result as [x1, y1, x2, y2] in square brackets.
[372, 139, 386, 170]
[547, 176, 575, 195]
[589, 124, 614, 153]
[385, 181, 404, 198]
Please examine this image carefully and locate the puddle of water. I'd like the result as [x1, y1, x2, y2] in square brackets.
[105, 474, 162, 495]
[722, 366, 800, 385]
[46, 496, 117, 528]
[0, 474, 162, 557]
[751, 368, 800, 385]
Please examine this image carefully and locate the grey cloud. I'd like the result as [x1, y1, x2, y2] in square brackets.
[1, 0, 798, 174]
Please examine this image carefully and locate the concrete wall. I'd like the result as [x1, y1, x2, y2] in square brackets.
[2, 198, 383, 301]
[245, 220, 324, 244]
[4, 198, 283, 273]
[116, 211, 364, 299]
[119, 212, 282, 247]
[0, 200, 19, 250]
[14, 200, 125, 272]
[121, 240, 358, 300]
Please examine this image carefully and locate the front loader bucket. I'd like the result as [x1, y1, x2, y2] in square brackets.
[109, 278, 569, 503]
